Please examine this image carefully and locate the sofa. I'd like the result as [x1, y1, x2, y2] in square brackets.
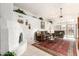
[34, 31, 65, 42]
[53, 31, 65, 39]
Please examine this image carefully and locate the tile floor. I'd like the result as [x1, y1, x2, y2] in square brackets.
[22, 43, 52, 56]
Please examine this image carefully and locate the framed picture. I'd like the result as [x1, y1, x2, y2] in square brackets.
[17, 19, 24, 24]
[41, 21, 45, 29]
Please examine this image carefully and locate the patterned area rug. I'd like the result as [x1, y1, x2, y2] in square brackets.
[32, 39, 77, 56]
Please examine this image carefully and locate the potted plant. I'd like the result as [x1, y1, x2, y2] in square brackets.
[14, 9, 26, 15]
[3, 51, 16, 56]
[0, 54, 2, 56]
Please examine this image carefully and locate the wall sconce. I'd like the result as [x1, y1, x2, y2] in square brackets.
[17, 19, 24, 24]
[28, 24, 31, 29]
[49, 21, 53, 24]
[25, 19, 31, 29]
[25, 20, 28, 25]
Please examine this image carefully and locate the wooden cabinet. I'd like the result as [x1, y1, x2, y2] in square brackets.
[78, 17, 79, 49]
[35, 31, 47, 42]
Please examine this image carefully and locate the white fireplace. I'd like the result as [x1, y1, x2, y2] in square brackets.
[0, 4, 27, 55]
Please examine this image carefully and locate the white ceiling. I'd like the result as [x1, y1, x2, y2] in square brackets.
[14, 3, 79, 20]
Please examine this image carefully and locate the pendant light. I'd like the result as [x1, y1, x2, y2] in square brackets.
[59, 8, 63, 18]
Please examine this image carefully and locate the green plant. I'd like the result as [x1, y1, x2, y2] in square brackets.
[0, 54, 2, 56]
[14, 9, 26, 15]
[3, 51, 16, 56]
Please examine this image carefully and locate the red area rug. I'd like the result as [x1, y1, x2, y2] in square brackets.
[32, 39, 77, 56]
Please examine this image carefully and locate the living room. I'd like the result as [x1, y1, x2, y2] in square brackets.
[0, 3, 79, 56]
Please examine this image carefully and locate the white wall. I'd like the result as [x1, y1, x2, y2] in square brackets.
[13, 10, 41, 45]
[0, 3, 13, 53]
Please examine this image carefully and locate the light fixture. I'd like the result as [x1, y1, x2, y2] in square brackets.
[17, 19, 24, 24]
[39, 17, 43, 20]
[59, 8, 63, 18]
[25, 19, 28, 25]
[49, 21, 53, 24]
[28, 24, 31, 29]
